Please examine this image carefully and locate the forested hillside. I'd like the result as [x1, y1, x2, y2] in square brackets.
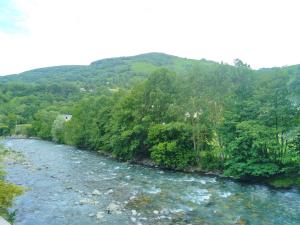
[1, 53, 299, 187]
[0, 53, 217, 88]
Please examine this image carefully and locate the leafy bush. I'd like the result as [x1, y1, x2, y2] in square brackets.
[14, 124, 33, 137]
[224, 121, 280, 179]
[0, 125, 10, 136]
[0, 181, 23, 221]
[148, 122, 196, 170]
[112, 125, 148, 160]
[0, 145, 23, 222]
[268, 177, 295, 188]
[198, 151, 223, 171]
[51, 115, 66, 143]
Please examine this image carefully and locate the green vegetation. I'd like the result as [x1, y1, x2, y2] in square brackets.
[0, 145, 23, 223]
[0, 53, 299, 187]
[267, 176, 300, 189]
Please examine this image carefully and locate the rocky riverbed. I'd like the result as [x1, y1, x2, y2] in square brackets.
[2, 139, 300, 225]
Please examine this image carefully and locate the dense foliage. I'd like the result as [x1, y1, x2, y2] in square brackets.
[0, 53, 299, 182]
[0, 145, 23, 222]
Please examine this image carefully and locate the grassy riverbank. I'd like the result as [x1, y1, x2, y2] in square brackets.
[266, 176, 300, 189]
[6, 137, 300, 191]
[92, 146, 300, 190]
[0, 144, 23, 223]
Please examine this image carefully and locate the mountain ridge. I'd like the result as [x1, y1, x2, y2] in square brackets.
[0, 52, 220, 86]
[1, 52, 299, 89]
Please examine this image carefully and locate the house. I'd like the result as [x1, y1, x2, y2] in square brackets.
[63, 114, 72, 122]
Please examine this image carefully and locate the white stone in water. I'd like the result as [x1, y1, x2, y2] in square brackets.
[220, 192, 232, 198]
[106, 202, 122, 214]
[96, 212, 104, 219]
[153, 210, 159, 215]
[129, 196, 136, 200]
[131, 217, 137, 222]
[131, 210, 137, 216]
[147, 187, 161, 194]
[105, 189, 113, 195]
[88, 213, 94, 217]
[92, 189, 101, 195]
[79, 198, 91, 204]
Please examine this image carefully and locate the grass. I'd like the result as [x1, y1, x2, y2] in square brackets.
[267, 176, 300, 189]
[295, 177, 300, 188]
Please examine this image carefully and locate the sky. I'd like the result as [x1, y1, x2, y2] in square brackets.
[0, 0, 300, 75]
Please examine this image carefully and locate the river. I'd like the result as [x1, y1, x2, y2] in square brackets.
[2, 139, 300, 225]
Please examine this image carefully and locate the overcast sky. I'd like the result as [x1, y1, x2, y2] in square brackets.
[0, 0, 300, 75]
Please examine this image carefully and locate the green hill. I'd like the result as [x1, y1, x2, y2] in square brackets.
[0, 53, 219, 87]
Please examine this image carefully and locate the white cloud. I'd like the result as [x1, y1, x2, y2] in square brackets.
[0, 0, 300, 75]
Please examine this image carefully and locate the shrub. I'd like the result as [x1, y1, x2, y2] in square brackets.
[14, 124, 33, 137]
[148, 122, 196, 170]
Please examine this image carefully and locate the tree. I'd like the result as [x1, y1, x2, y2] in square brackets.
[32, 110, 58, 140]
[148, 122, 196, 170]
[224, 121, 280, 179]
[51, 115, 66, 143]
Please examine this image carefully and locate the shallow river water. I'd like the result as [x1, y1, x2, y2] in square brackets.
[2, 139, 300, 225]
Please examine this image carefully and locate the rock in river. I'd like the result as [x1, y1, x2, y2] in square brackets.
[106, 202, 122, 214]
[96, 212, 104, 219]
[132, 209, 138, 216]
[92, 189, 101, 195]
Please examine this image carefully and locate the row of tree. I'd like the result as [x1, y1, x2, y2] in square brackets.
[30, 66, 300, 180]
[1, 61, 300, 180]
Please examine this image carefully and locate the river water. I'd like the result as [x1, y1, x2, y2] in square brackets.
[2, 139, 300, 225]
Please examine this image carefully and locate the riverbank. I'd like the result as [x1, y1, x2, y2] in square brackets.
[6, 137, 300, 191]
[93, 140, 300, 191]
[0, 144, 23, 224]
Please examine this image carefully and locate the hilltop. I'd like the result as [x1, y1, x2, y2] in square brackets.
[0, 53, 219, 87]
